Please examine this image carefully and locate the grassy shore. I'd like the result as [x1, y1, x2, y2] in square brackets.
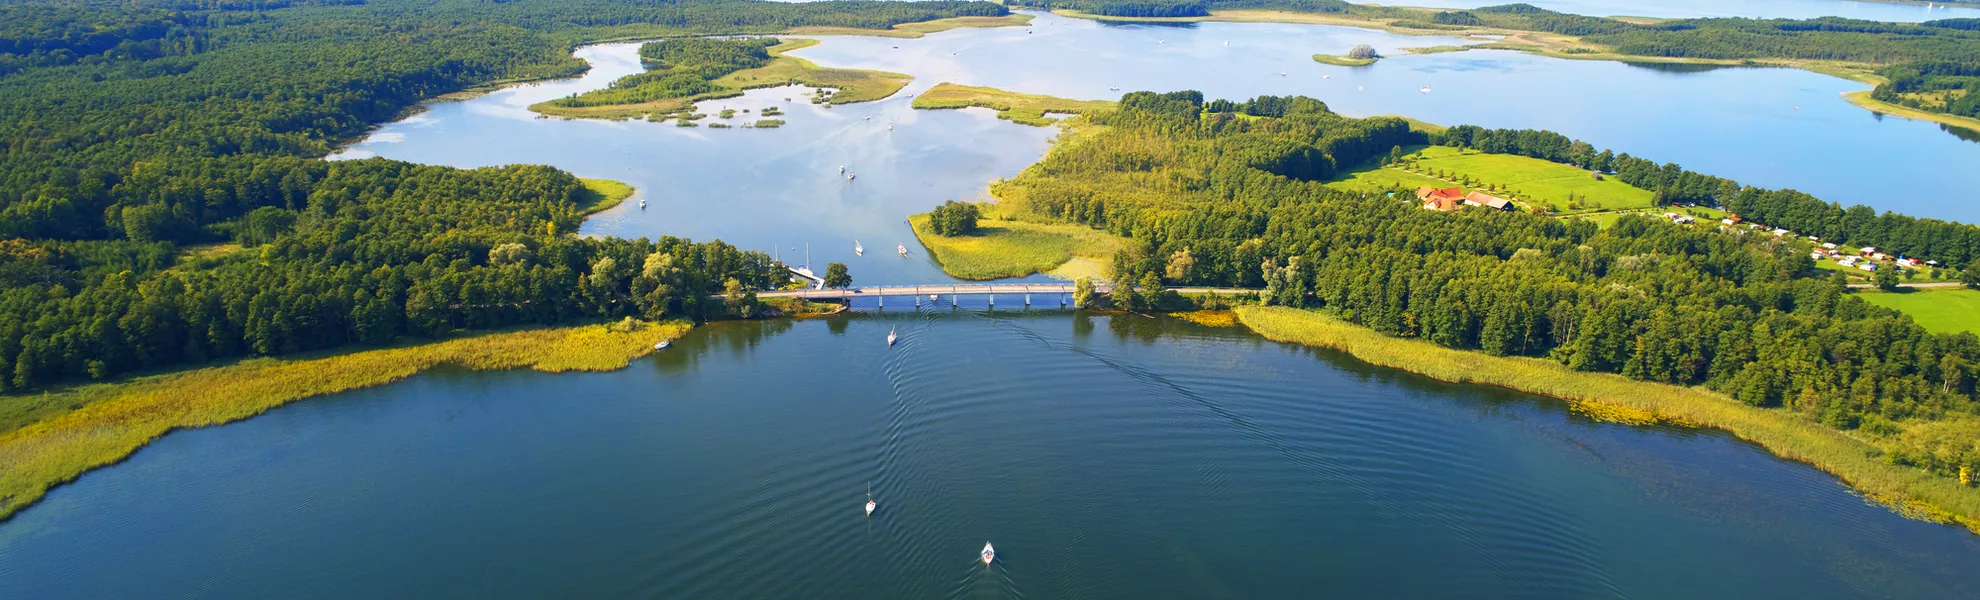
[531, 38, 910, 120]
[1233, 305, 1980, 532]
[711, 38, 912, 104]
[0, 320, 691, 521]
[783, 13, 1033, 38]
[575, 178, 637, 215]
[909, 204, 1125, 280]
[911, 82, 1117, 126]
[1842, 90, 1980, 133]
[1311, 54, 1377, 67]
[1860, 288, 1980, 335]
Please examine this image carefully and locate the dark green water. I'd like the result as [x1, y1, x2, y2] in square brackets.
[3, 311, 1976, 598]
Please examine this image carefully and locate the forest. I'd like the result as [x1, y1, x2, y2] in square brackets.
[0, 0, 1009, 391]
[1871, 60, 1980, 120]
[544, 37, 779, 109]
[1430, 125, 1980, 268]
[997, 91, 1980, 477]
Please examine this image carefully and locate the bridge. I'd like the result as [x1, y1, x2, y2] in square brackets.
[755, 283, 1259, 307]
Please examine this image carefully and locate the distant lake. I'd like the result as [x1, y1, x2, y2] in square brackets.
[6, 11, 1980, 598]
[1394, 0, 1980, 21]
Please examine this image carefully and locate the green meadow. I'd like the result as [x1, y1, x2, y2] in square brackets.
[1861, 288, 1980, 335]
[1334, 146, 1657, 214]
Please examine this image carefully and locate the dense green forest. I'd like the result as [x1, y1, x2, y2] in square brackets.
[544, 37, 779, 109]
[0, 0, 1008, 391]
[1427, 125, 1980, 267]
[1871, 60, 1980, 120]
[1000, 92, 1980, 476]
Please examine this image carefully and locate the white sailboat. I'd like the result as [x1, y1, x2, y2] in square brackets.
[865, 483, 877, 517]
[855, 240, 864, 256]
[887, 327, 897, 347]
[981, 542, 995, 565]
[897, 243, 907, 256]
[639, 198, 646, 209]
[1420, 85, 1432, 94]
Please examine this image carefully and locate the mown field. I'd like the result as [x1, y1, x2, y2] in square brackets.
[1861, 288, 1980, 335]
[1335, 146, 1657, 214]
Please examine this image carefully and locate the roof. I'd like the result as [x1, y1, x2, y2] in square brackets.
[1416, 186, 1464, 201]
[1463, 191, 1512, 210]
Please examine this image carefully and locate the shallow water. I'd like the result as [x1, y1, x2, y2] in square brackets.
[4, 313, 1977, 598]
[1392, 0, 1980, 21]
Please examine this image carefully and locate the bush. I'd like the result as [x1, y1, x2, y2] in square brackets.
[928, 200, 981, 236]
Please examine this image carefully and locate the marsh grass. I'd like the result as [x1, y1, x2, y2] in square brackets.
[575, 178, 637, 215]
[909, 205, 1125, 280]
[0, 320, 690, 521]
[712, 39, 912, 104]
[1311, 54, 1377, 66]
[912, 83, 1118, 126]
[1235, 305, 1980, 532]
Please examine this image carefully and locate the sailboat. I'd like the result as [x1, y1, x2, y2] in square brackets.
[887, 327, 897, 347]
[1420, 85, 1432, 94]
[981, 542, 996, 565]
[846, 172, 856, 181]
[897, 243, 907, 256]
[866, 483, 877, 517]
[855, 240, 864, 256]
[639, 198, 646, 209]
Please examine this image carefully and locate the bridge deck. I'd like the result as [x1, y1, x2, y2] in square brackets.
[755, 284, 1256, 300]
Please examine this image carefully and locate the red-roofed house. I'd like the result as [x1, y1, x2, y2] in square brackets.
[1417, 186, 1465, 212]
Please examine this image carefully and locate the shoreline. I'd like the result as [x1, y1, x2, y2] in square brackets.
[0, 320, 693, 522]
[1233, 305, 1980, 534]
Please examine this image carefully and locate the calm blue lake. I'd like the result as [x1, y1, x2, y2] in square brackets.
[5, 10, 1980, 598]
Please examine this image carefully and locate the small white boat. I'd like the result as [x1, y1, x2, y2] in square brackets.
[839, 165, 846, 173]
[639, 199, 646, 209]
[866, 483, 877, 517]
[929, 294, 938, 302]
[898, 243, 907, 256]
[887, 124, 894, 131]
[981, 542, 995, 565]
[855, 240, 864, 256]
[1224, 40, 1230, 47]
[1279, 72, 1286, 77]
[864, 115, 871, 120]
[1420, 86, 1432, 94]
[654, 340, 670, 350]
[887, 327, 897, 347]
[1323, 74, 1331, 79]
[846, 173, 856, 181]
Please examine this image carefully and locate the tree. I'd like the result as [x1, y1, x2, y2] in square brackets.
[928, 200, 980, 236]
[1073, 276, 1097, 308]
[1965, 259, 1980, 289]
[1137, 271, 1166, 310]
[1348, 44, 1381, 60]
[823, 262, 851, 289]
[1876, 263, 1901, 291]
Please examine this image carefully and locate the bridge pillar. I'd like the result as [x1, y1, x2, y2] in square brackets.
[915, 294, 920, 308]
[1025, 294, 1031, 307]
[988, 293, 994, 309]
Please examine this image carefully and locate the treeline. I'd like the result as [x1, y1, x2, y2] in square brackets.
[1871, 60, 1980, 119]
[1007, 0, 1348, 18]
[0, 0, 1014, 390]
[1430, 125, 1980, 267]
[0, 159, 785, 391]
[998, 91, 1980, 476]
[547, 37, 778, 109]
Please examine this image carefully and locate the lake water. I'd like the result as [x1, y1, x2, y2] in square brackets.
[4, 314, 1978, 598]
[1392, 0, 1980, 21]
[7, 10, 1980, 598]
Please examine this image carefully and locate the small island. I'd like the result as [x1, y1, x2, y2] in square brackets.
[911, 82, 1117, 126]
[1312, 44, 1381, 66]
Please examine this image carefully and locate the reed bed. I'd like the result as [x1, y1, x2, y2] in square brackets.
[1235, 305, 1980, 532]
[909, 211, 1124, 280]
[0, 320, 689, 521]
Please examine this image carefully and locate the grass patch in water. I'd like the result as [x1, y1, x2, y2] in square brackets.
[782, 14, 1033, 38]
[575, 178, 636, 215]
[1311, 54, 1378, 67]
[1173, 310, 1238, 327]
[1233, 305, 1980, 533]
[909, 204, 1126, 280]
[712, 39, 911, 105]
[912, 83, 1117, 126]
[0, 320, 690, 521]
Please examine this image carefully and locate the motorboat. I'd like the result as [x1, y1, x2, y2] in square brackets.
[846, 172, 856, 181]
[981, 542, 995, 565]
[654, 340, 670, 350]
